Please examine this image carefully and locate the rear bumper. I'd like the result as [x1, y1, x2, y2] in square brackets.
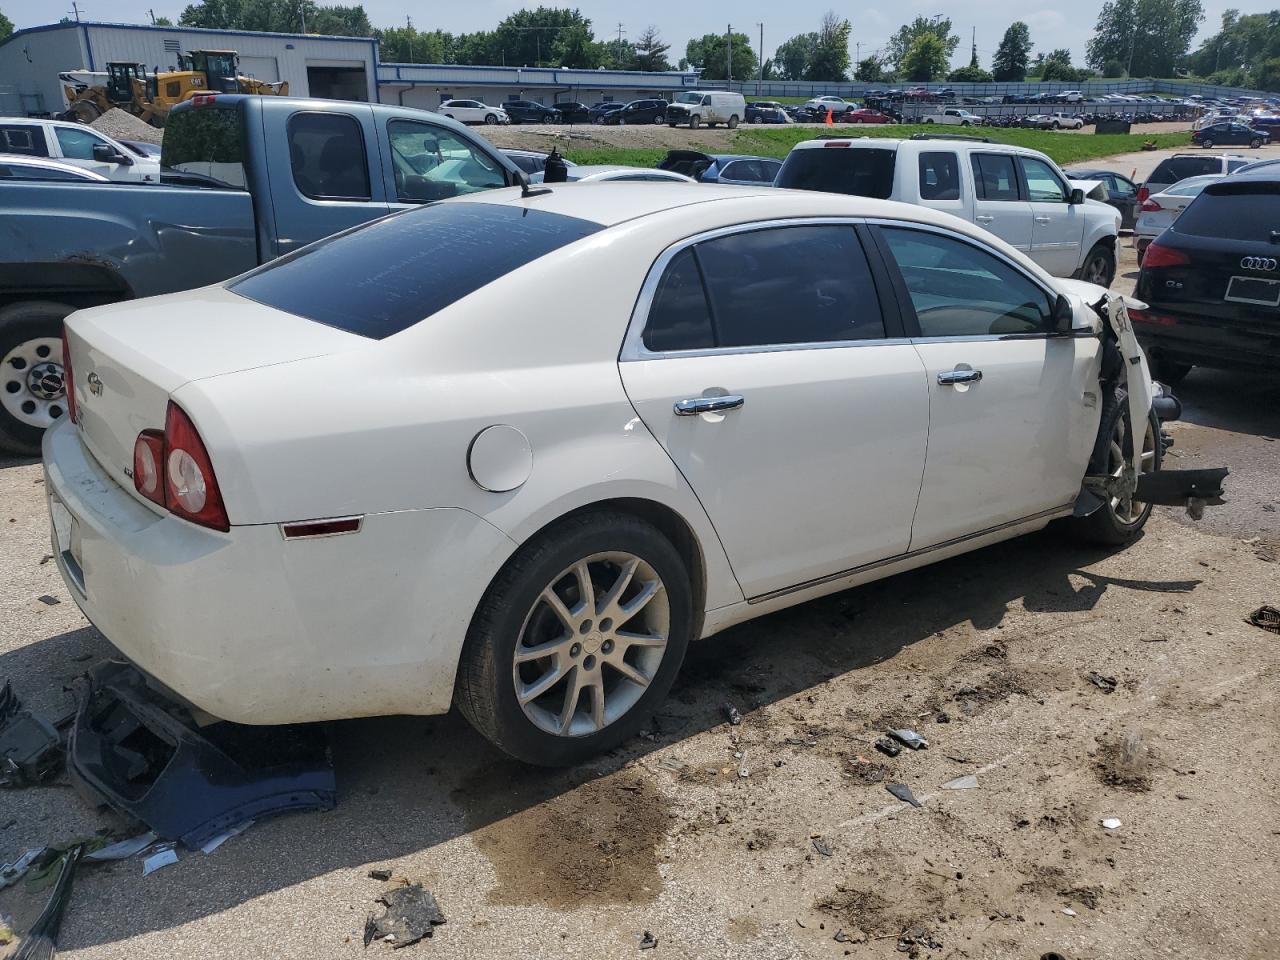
[1133, 306, 1280, 372]
[42, 417, 517, 724]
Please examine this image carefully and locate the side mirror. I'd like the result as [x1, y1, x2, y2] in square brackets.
[1053, 293, 1075, 332]
[1068, 187, 1085, 205]
[92, 143, 128, 164]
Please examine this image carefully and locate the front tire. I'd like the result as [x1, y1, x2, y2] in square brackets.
[689, 115, 700, 129]
[1202, 138, 1214, 148]
[1071, 390, 1161, 546]
[1250, 138, 1262, 149]
[1080, 242, 1116, 287]
[484, 114, 498, 125]
[0, 301, 75, 457]
[455, 511, 693, 766]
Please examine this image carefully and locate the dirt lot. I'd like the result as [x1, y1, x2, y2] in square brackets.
[1, 145, 1278, 960]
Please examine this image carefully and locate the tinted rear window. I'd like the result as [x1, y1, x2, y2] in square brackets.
[775, 147, 895, 199]
[230, 203, 601, 339]
[1173, 183, 1280, 243]
[161, 105, 246, 188]
[1149, 156, 1217, 184]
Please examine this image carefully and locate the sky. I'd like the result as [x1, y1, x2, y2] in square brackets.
[2, 0, 1270, 70]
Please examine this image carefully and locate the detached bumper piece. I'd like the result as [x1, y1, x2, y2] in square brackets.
[1134, 467, 1229, 519]
[67, 661, 336, 851]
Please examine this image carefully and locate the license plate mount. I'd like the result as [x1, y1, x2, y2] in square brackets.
[1225, 274, 1280, 307]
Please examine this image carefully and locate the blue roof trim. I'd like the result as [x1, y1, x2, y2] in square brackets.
[378, 60, 695, 79]
[2, 19, 377, 48]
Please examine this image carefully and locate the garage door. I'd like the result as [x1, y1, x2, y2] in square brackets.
[238, 56, 280, 82]
[306, 64, 369, 102]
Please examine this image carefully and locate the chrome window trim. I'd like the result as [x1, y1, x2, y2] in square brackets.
[620, 216, 896, 362]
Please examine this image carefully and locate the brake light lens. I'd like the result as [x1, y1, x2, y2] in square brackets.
[132, 430, 165, 505]
[1139, 199, 1163, 212]
[1141, 242, 1191, 270]
[192, 94, 217, 107]
[1128, 308, 1177, 327]
[163, 401, 229, 531]
[61, 326, 77, 424]
[1137, 186, 1150, 203]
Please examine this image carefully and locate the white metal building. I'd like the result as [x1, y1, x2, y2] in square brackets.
[378, 63, 699, 110]
[0, 21, 379, 116]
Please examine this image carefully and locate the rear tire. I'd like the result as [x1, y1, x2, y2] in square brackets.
[728, 115, 739, 129]
[0, 301, 75, 457]
[1070, 389, 1161, 546]
[1202, 139, 1214, 148]
[455, 511, 693, 766]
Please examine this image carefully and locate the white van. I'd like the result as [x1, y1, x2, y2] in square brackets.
[664, 90, 748, 129]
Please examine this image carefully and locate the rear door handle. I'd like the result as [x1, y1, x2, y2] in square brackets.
[674, 395, 745, 416]
[975, 215, 994, 223]
[937, 369, 983, 385]
[1034, 215, 1052, 223]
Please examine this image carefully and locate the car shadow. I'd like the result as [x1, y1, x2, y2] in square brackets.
[0, 526, 1201, 950]
[1171, 367, 1280, 438]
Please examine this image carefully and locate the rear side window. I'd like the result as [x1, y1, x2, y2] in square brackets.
[918, 151, 960, 200]
[775, 147, 895, 199]
[0, 125, 48, 157]
[1173, 182, 1280, 243]
[161, 105, 247, 188]
[230, 203, 601, 340]
[971, 154, 1020, 200]
[288, 112, 371, 201]
[1149, 156, 1217, 183]
[643, 249, 715, 352]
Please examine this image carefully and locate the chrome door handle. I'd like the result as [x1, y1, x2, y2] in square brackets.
[674, 395, 745, 416]
[937, 369, 983, 385]
[975, 215, 994, 223]
[1034, 215, 1052, 223]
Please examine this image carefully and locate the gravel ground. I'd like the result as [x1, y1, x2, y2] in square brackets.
[89, 109, 164, 146]
[0, 142, 1277, 960]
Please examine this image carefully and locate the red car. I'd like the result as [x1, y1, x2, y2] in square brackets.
[835, 107, 891, 124]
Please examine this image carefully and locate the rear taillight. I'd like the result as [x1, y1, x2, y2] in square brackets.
[1128, 308, 1177, 327]
[132, 402, 229, 530]
[163, 401, 229, 531]
[61, 326, 77, 424]
[132, 430, 165, 505]
[192, 94, 217, 107]
[1139, 199, 1163, 212]
[1137, 186, 1150, 203]
[1141, 243, 1191, 270]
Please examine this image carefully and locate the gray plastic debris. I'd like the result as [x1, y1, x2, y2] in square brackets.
[0, 710, 63, 787]
[886, 783, 922, 808]
[364, 883, 445, 948]
[1061, 907, 1078, 917]
[874, 736, 902, 757]
[638, 930, 658, 950]
[0, 847, 43, 889]
[940, 775, 978, 790]
[1085, 672, 1118, 693]
[833, 929, 853, 943]
[1246, 605, 1280, 634]
[811, 836, 834, 857]
[84, 832, 156, 862]
[897, 925, 942, 951]
[201, 819, 254, 854]
[142, 843, 178, 876]
[1100, 817, 1122, 830]
[889, 729, 929, 750]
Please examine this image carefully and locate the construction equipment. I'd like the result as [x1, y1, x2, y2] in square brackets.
[61, 51, 288, 127]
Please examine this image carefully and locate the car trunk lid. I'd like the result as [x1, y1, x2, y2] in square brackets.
[66, 285, 366, 499]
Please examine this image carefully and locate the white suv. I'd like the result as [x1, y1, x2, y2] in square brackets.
[437, 100, 510, 125]
[775, 134, 1121, 284]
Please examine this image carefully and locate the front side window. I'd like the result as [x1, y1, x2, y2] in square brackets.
[1108, 175, 1135, 198]
[970, 154, 1020, 201]
[1021, 156, 1067, 202]
[0, 163, 93, 181]
[387, 120, 506, 202]
[288, 112, 371, 201]
[0, 125, 48, 157]
[880, 227, 1052, 337]
[918, 151, 960, 200]
[55, 125, 108, 161]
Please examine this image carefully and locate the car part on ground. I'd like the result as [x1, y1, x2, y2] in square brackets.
[67, 660, 336, 850]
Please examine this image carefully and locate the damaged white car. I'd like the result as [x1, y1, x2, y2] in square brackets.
[44, 185, 1225, 765]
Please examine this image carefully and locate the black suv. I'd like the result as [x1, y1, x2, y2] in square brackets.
[601, 99, 668, 125]
[503, 100, 558, 124]
[551, 101, 590, 124]
[1133, 168, 1280, 383]
[588, 102, 625, 124]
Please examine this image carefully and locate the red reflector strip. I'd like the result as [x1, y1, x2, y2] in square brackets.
[822, 141, 851, 147]
[1128, 309, 1177, 327]
[281, 516, 363, 539]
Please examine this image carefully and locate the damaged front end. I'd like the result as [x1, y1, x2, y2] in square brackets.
[67, 661, 336, 850]
[1076, 294, 1228, 522]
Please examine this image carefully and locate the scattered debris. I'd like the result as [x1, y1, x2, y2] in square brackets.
[847, 756, 888, 784]
[1100, 817, 1122, 830]
[200, 819, 255, 854]
[886, 783, 922, 808]
[0, 848, 42, 889]
[722, 703, 743, 726]
[1246, 605, 1280, 635]
[874, 737, 902, 758]
[0, 702, 63, 788]
[84, 832, 156, 862]
[10, 844, 82, 958]
[833, 928, 853, 943]
[1059, 885, 1103, 910]
[811, 836, 834, 857]
[889, 729, 929, 750]
[940, 775, 978, 790]
[638, 930, 658, 950]
[142, 843, 179, 876]
[1085, 672, 1118, 694]
[368, 869, 394, 882]
[364, 883, 445, 949]
[1061, 907, 1078, 917]
[36, 595, 60, 606]
[1096, 730, 1154, 791]
[935, 711, 951, 724]
[897, 924, 942, 952]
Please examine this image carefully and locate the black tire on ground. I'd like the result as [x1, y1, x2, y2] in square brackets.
[484, 114, 498, 125]
[0, 301, 75, 457]
[654, 114, 664, 125]
[689, 116, 700, 129]
[728, 115, 739, 128]
[1070, 389, 1162, 546]
[1079, 242, 1117, 287]
[1150, 355, 1192, 386]
[455, 510, 694, 766]
[1251, 138, 1262, 148]
[1202, 139, 1214, 148]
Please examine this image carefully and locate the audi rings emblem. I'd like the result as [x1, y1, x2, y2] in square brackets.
[1240, 256, 1278, 272]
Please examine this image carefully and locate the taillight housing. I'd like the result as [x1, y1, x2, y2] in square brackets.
[1139, 199, 1163, 212]
[1136, 186, 1150, 203]
[1141, 242, 1191, 270]
[132, 402, 229, 531]
[61, 326, 77, 424]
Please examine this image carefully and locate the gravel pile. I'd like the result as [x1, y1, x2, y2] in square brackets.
[90, 108, 163, 145]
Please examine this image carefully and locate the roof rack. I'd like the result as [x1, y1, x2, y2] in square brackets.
[908, 133, 992, 143]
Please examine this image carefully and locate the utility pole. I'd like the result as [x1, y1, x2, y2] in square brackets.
[856, 41, 861, 65]
[299, 0, 306, 34]
[148, 8, 156, 24]
[406, 15, 413, 63]
[726, 23, 732, 89]
[757, 23, 764, 83]
[70, 1, 82, 22]
[615, 22, 625, 68]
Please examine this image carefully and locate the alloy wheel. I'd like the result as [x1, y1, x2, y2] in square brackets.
[2, 336, 65, 429]
[1109, 415, 1158, 525]
[512, 552, 669, 738]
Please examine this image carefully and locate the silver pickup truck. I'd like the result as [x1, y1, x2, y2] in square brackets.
[0, 94, 521, 454]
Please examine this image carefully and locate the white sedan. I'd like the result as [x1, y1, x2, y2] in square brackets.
[1135, 174, 1224, 261]
[47, 185, 1167, 765]
[530, 164, 694, 183]
[437, 99, 510, 125]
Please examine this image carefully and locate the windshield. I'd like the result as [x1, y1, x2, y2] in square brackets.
[230, 203, 602, 339]
[160, 105, 246, 189]
[1173, 181, 1280, 243]
[675, 93, 702, 104]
